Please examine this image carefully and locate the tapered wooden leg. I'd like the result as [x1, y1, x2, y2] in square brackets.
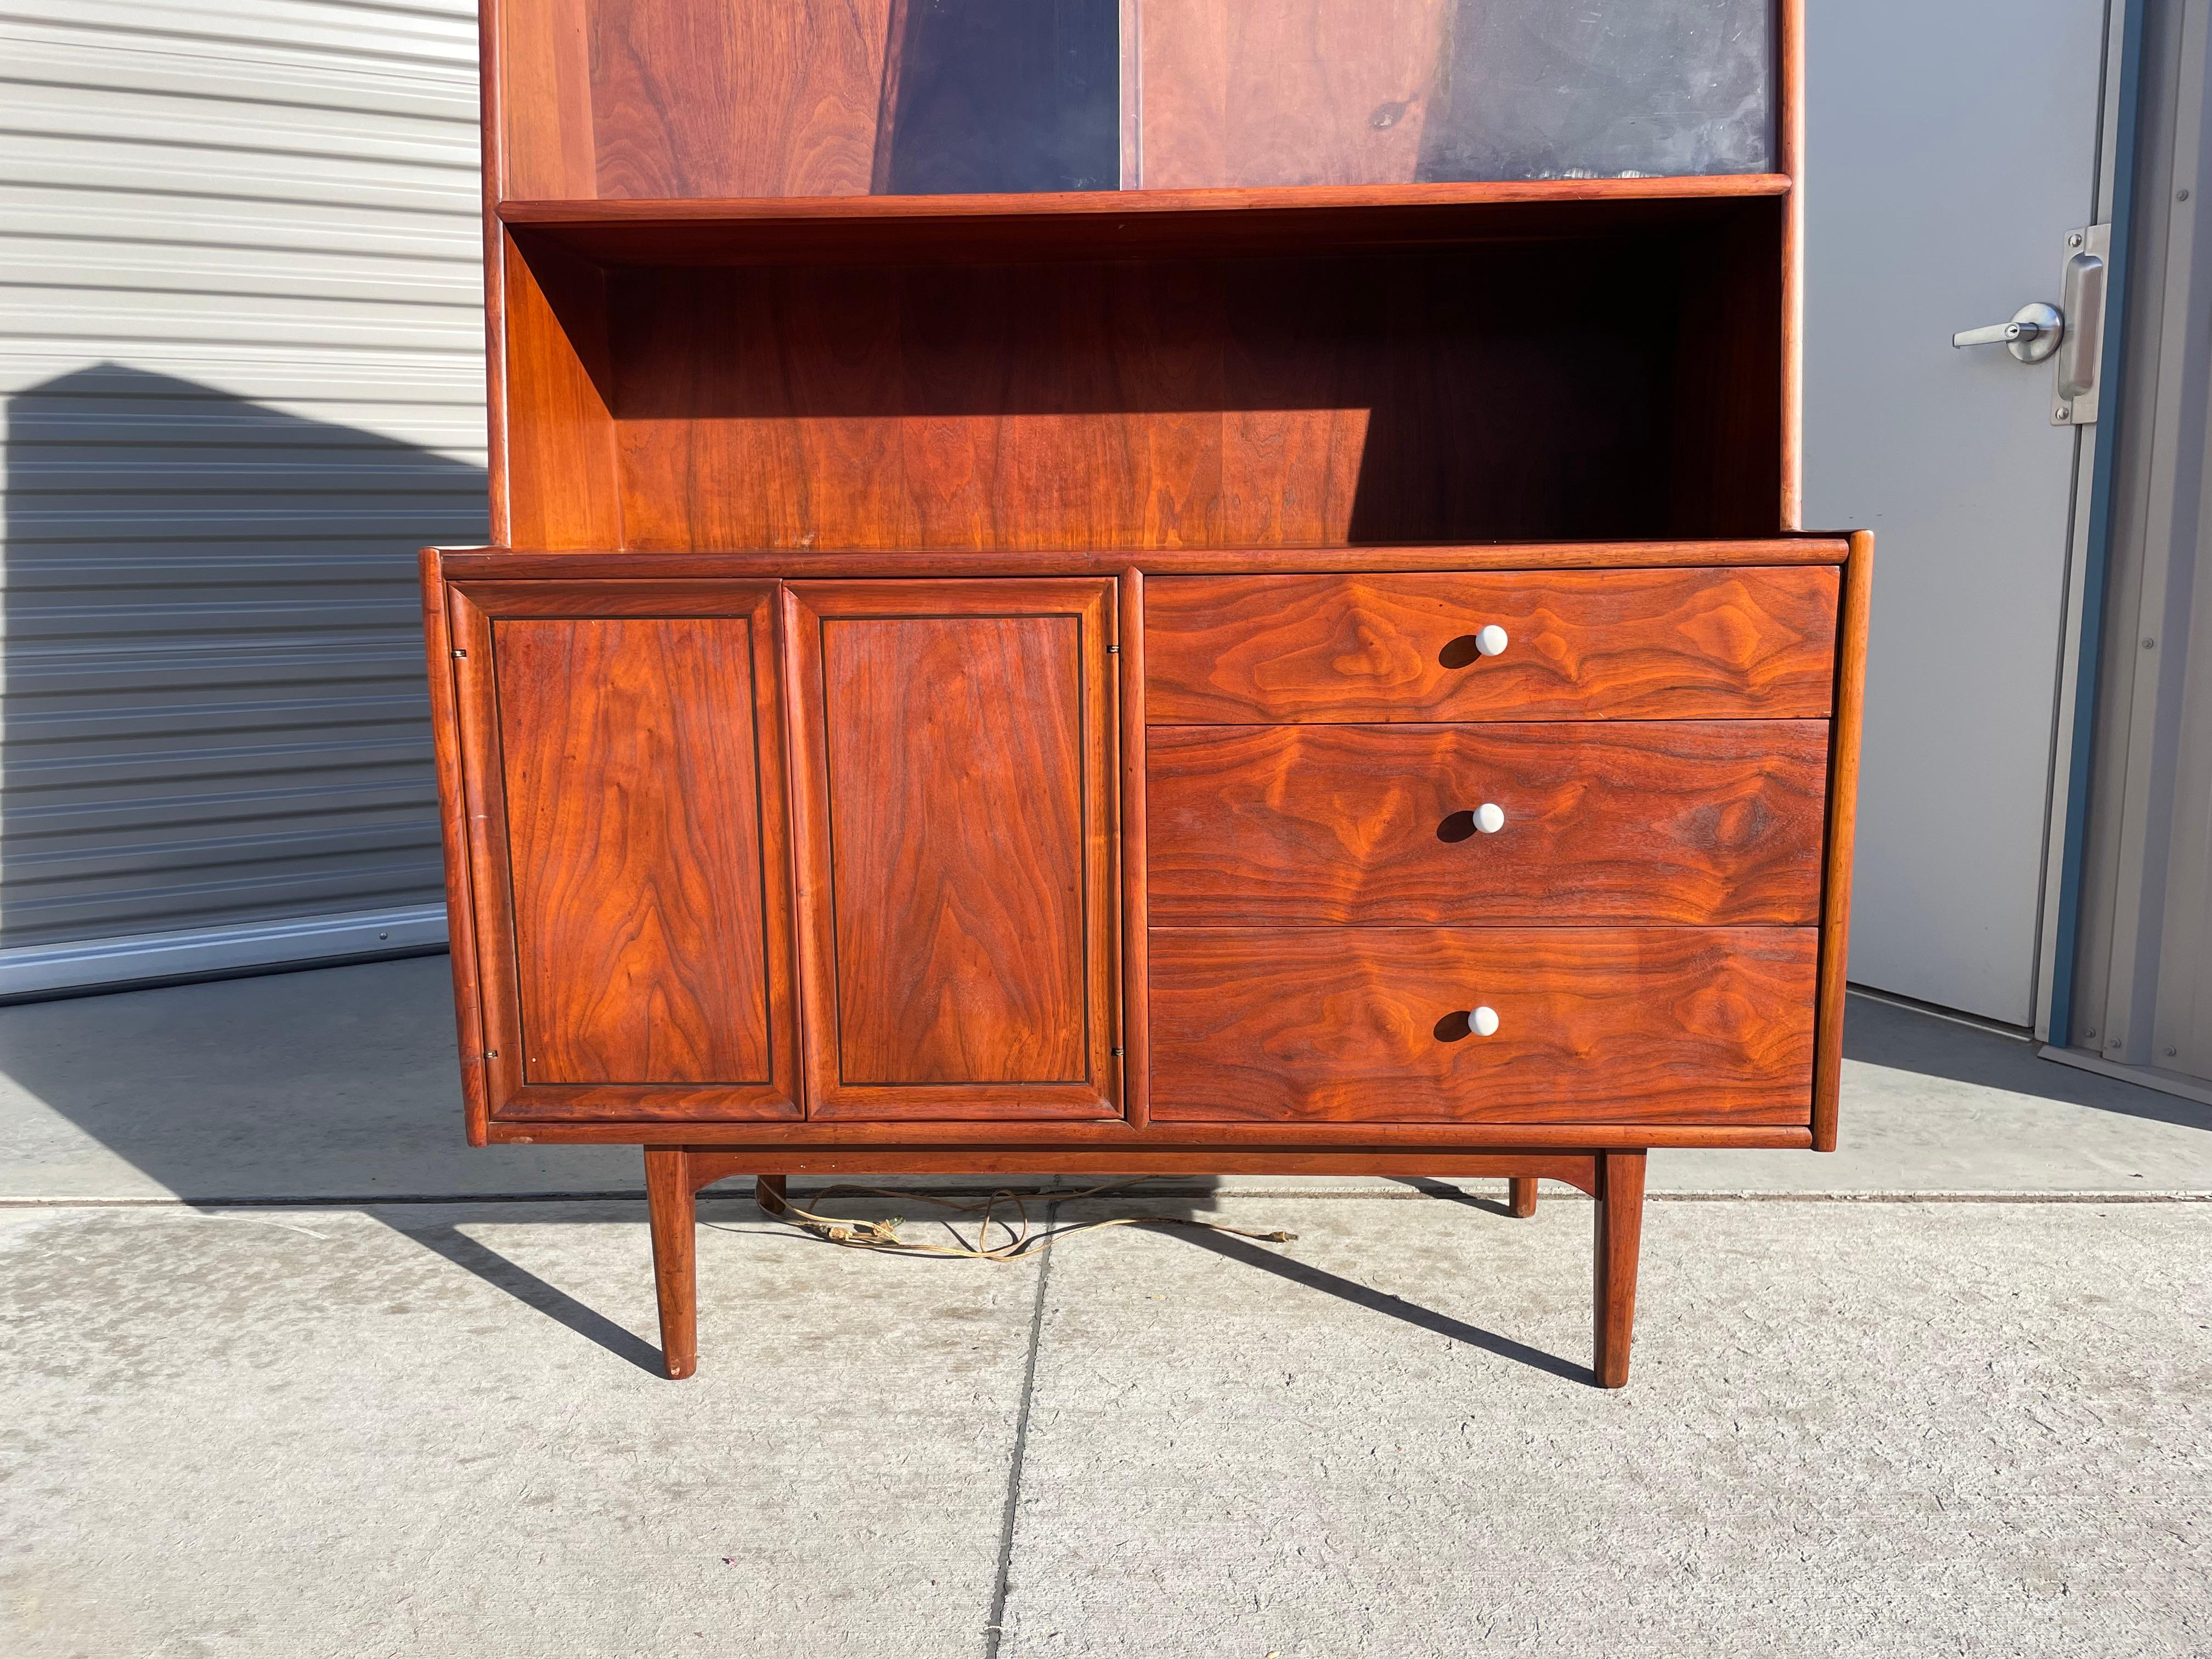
[644, 1148, 697, 1380]
[1593, 1149, 1646, 1389]
[1508, 1176, 1539, 1218]
[755, 1174, 787, 1214]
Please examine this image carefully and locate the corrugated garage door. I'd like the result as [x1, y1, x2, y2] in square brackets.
[0, 0, 486, 996]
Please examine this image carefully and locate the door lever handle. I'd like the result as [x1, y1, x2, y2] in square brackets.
[1951, 302, 2064, 362]
[1952, 319, 2042, 347]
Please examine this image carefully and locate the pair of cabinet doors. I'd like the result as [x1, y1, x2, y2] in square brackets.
[444, 577, 1120, 1124]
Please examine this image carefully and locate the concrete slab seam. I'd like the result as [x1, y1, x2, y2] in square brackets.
[984, 1195, 1056, 1659]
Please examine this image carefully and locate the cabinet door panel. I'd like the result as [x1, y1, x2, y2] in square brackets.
[787, 579, 1119, 1118]
[450, 582, 799, 1119]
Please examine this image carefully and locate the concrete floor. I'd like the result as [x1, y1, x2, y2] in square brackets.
[3, 956, 2209, 1656]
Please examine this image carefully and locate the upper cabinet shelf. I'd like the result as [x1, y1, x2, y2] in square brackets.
[496, 0, 1781, 203]
[496, 175, 1790, 264]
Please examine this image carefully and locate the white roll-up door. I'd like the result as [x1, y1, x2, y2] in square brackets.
[0, 1, 484, 997]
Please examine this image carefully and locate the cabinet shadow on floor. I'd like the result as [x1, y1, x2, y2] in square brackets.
[1164, 1221, 1594, 1385]
[400, 1218, 669, 1375]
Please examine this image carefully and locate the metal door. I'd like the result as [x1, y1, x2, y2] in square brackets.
[1803, 0, 2118, 1024]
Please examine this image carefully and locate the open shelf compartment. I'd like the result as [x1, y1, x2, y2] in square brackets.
[497, 190, 1787, 552]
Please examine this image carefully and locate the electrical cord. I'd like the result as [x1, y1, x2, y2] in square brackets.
[755, 1175, 1295, 1259]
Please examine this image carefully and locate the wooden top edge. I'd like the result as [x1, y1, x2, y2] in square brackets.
[430, 538, 1853, 577]
[497, 175, 1793, 227]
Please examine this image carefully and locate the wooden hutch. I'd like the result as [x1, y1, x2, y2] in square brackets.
[425, 0, 1867, 1386]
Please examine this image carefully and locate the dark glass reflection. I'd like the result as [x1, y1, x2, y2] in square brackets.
[1420, 0, 1775, 181]
[879, 0, 1119, 194]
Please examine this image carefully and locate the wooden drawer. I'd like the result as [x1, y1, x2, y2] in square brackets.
[1148, 720, 1830, 926]
[1145, 567, 1839, 724]
[1150, 721, 1822, 929]
[1150, 927, 1816, 1124]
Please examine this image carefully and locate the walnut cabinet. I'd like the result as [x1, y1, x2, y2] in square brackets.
[427, 0, 1865, 1387]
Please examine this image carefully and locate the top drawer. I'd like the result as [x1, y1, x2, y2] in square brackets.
[1145, 567, 1840, 724]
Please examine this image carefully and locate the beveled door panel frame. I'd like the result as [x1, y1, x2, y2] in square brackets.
[783, 577, 1122, 1120]
[447, 579, 802, 1121]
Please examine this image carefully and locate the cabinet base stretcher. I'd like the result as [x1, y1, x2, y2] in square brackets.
[641, 1147, 1647, 1389]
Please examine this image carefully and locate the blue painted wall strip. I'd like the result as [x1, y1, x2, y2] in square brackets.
[2049, 0, 2151, 1049]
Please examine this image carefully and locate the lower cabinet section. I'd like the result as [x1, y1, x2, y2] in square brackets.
[1148, 927, 1818, 1124]
[427, 543, 1871, 1392]
[433, 555, 1847, 1139]
[445, 573, 1119, 1124]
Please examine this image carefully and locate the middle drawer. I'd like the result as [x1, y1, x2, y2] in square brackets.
[1149, 720, 1830, 927]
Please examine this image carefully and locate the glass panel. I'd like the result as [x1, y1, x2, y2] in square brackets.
[879, 0, 1120, 193]
[1422, 0, 1775, 182]
[509, 0, 1773, 199]
[1131, 0, 1775, 188]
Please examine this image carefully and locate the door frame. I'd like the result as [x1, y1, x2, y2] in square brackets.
[2039, 0, 2152, 1046]
[2042, 0, 2212, 1106]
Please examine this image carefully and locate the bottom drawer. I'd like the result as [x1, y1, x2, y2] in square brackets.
[1149, 928, 1816, 1124]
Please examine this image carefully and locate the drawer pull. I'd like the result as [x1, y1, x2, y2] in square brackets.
[1468, 1005, 1501, 1037]
[1475, 624, 1509, 657]
[1472, 802, 1506, 834]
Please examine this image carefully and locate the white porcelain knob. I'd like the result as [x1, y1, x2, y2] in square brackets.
[1475, 624, 1509, 657]
[1469, 1006, 1500, 1037]
[1472, 802, 1505, 834]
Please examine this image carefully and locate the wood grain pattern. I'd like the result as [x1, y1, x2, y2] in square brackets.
[1149, 927, 1818, 1123]
[496, 616, 772, 1085]
[1147, 720, 1831, 926]
[505, 0, 901, 199]
[820, 614, 1082, 1080]
[1146, 567, 1839, 723]
[785, 579, 1119, 1118]
[1508, 1176, 1538, 1217]
[602, 241, 1756, 552]
[501, 233, 622, 549]
[448, 579, 800, 1119]
[435, 539, 1853, 580]
[1813, 531, 1873, 1150]
[498, 0, 595, 199]
[1135, 0, 1452, 189]
[1594, 1148, 1646, 1387]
